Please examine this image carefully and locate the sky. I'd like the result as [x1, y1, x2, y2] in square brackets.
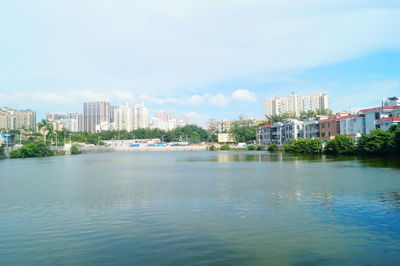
[1, 0, 400, 124]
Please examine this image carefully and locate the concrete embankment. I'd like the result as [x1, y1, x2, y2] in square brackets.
[80, 146, 208, 153]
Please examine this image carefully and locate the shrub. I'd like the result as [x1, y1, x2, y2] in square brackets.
[256, 145, 263, 151]
[284, 138, 322, 154]
[9, 149, 22, 158]
[208, 145, 216, 151]
[247, 145, 256, 151]
[267, 144, 279, 152]
[70, 145, 81, 155]
[357, 129, 394, 154]
[219, 144, 231, 150]
[9, 142, 54, 159]
[325, 135, 356, 154]
[389, 125, 400, 154]
[0, 145, 4, 158]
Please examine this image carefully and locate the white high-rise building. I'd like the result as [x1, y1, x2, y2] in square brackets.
[382, 96, 400, 107]
[114, 103, 149, 131]
[46, 113, 83, 132]
[149, 111, 189, 131]
[264, 92, 329, 117]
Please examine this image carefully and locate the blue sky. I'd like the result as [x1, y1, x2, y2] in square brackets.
[1, 0, 400, 124]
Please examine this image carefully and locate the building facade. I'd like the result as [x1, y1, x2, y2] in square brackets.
[83, 102, 112, 132]
[0, 107, 36, 131]
[47, 113, 83, 132]
[359, 106, 400, 134]
[382, 96, 400, 107]
[113, 103, 150, 131]
[149, 111, 189, 131]
[264, 92, 329, 117]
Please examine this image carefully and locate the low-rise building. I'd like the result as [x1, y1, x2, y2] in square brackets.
[376, 117, 400, 131]
[359, 106, 400, 133]
[339, 114, 366, 138]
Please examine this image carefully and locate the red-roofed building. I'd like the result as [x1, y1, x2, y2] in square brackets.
[376, 117, 400, 131]
[359, 106, 400, 133]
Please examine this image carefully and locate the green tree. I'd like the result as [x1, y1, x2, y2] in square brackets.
[299, 109, 333, 119]
[37, 119, 54, 144]
[229, 120, 256, 143]
[266, 113, 297, 124]
[284, 138, 322, 154]
[70, 145, 81, 155]
[10, 141, 54, 158]
[0, 145, 4, 159]
[389, 125, 400, 154]
[325, 135, 356, 154]
[357, 129, 394, 154]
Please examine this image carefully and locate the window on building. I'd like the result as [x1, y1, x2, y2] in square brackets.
[328, 123, 330, 128]
[321, 132, 325, 137]
[375, 112, 380, 120]
[321, 123, 325, 128]
[328, 132, 331, 137]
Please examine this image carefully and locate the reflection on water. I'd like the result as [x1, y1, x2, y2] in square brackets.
[178, 151, 400, 169]
[378, 192, 400, 213]
[0, 151, 400, 265]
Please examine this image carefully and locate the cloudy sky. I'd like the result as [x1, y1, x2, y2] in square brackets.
[1, 0, 400, 124]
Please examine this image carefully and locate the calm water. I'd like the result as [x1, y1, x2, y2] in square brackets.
[1, 151, 400, 265]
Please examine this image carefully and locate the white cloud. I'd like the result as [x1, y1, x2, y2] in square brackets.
[1, 1, 400, 95]
[231, 89, 257, 102]
[208, 93, 229, 106]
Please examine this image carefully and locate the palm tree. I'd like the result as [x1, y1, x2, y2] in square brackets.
[37, 119, 53, 144]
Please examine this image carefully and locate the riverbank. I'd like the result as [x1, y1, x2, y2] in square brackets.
[80, 145, 208, 153]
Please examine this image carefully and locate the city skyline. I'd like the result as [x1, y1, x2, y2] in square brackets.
[1, 1, 400, 123]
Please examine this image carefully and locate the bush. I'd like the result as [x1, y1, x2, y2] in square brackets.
[247, 145, 256, 151]
[219, 144, 231, 150]
[208, 145, 216, 151]
[0, 145, 4, 159]
[325, 135, 356, 154]
[70, 145, 81, 155]
[267, 144, 279, 152]
[9, 142, 54, 158]
[9, 149, 22, 158]
[389, 125, 400, 154]
[284, 138, 322, 154]
[256, 145, 263, 151]
[357, 129, 394, 154]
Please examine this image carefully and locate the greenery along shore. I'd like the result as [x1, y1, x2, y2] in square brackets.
[279, 126, 400, 155]
[1, 123, 399, 159]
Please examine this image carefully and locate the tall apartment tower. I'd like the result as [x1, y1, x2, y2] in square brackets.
[264, 92, 329, 117]
[0, 107, 36, 131]
[114, 103, 149, 131]
[83, 102, 112, 132]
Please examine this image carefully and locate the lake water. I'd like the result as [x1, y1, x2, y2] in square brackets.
[1, 151, 400, 265]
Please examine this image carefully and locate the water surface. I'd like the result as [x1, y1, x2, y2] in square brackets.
[1, 151, 400, 265]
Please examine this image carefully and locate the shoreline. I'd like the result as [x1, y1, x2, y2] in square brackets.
[80, 145, 208, 153]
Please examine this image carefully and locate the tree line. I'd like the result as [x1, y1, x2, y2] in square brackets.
[275, 125, 400, 155]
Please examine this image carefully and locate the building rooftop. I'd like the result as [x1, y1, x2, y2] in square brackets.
[376, 117, 400, 123]
[359, 106, 400, 113]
